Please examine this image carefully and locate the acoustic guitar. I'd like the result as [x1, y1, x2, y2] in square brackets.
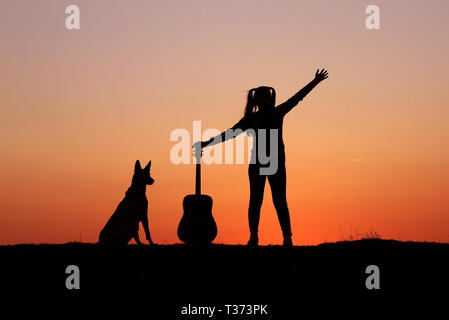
[177, 146, 217, 245]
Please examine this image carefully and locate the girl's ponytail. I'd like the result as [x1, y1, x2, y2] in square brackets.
[244, 88, 256, 117]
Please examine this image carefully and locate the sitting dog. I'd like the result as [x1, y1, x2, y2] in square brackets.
[99, 160, 155, 246]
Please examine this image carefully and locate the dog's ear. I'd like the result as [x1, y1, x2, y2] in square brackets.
[144, 160, 151, 170]
[134, 160, 142, 172]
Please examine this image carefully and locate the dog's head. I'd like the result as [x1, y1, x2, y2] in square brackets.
[133, 160, 155, 185]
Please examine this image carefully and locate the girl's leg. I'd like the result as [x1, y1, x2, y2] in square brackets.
[248, 165, 266, 238]
[268, 164, 292, 239]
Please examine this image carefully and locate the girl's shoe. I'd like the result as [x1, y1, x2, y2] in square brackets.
[247, 233, 259, 247]
[283, 236, 293, 247]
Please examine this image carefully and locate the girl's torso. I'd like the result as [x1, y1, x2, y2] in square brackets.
[244, 108, 286, 165]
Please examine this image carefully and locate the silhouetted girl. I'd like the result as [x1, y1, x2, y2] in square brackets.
[198, 69, 328, 246]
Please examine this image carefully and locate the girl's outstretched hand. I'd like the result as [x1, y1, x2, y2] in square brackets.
[192, 140, 209, 151]
[315, 68, 329, 82]
[202, 140, 212, 148]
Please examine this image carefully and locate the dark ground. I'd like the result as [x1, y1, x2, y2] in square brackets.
[1, 239, 448, 316]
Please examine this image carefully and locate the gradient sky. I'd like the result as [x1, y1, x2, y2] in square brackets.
[1, 0, 448, 245]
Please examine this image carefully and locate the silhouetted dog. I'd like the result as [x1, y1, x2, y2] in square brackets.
[99, 160, 155, 246]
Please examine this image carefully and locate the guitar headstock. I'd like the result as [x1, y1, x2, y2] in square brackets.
[192, 141, 203, 164]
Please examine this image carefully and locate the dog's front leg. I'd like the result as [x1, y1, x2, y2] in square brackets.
[142, 214, 154, 245]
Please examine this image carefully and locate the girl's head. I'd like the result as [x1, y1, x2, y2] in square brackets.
[244, 86, 276, 116]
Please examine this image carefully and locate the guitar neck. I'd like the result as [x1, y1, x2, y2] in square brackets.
[195, 161, 201, 195]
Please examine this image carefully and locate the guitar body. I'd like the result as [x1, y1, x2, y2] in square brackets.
[177, 148, 217, 245]
[177, 194, 217, 245]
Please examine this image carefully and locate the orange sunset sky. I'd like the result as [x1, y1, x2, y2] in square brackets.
[1, 0, 448, 245]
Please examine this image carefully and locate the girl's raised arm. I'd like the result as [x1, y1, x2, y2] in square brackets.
[277, 68, 328, 116]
